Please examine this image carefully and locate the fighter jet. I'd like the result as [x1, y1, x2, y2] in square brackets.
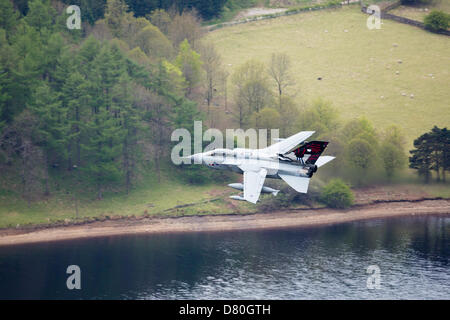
[185, 131, 335, 204]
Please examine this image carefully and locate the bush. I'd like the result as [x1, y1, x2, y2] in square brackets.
[320, 179, 354, 209]
[401, 0, 432, 4]
[180, 165, 211, 184]
[326, 0, 342, 6]
[257, 182, 318, 211]
[424, 10, 450, 33]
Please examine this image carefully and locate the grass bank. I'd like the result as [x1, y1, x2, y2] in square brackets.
[206, 6, 450, 145]
[0, 167, 254, 228]
[1, 199, 448, 246]
[1, 165, 449, 229]
[388, 0, 450, 22]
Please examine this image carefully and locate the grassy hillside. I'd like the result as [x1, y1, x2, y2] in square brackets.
[206, 6, 450, 145]
[389, 0, 450, 22]
[0, 165, 259, 228]
[1, 166, 448, 228]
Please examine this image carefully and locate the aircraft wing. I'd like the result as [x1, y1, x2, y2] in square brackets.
[263, 131, 315, 155]
[240, 167, 267, 204]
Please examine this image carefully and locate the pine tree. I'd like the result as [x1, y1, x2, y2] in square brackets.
[104, 0, 131, 37]
[95, 44, 125, 112]
[0, 31, 12, 126]
[145, 62, 180, 182]
[429, 126, 449, 182]
[0, 77, 9, 133]
[77, 36, 101, 77]
[23, 0, 57, 35]
[1, 26, 41, 123]
[112, 73, 142, 194]
[409, 132, 434, 183]
[62, 71, 86, 170]
[0, 0, 19, 33]
[42, 33, 65, 82]
[80, 43, 127, 198]
[443, 128, 450, 183]
[28, 83, 66, 195]
[83, 104, 123, 199]
[430, 126, 442, 181]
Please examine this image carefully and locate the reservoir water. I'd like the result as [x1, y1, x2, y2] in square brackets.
[0, 215, 449, 299]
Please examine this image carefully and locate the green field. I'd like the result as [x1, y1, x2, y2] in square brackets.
[0, 166, 257, 228]
[389, 0, 450, 23]
[206, 6, 450, 145]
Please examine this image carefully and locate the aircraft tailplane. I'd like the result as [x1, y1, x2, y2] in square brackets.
[315, 156, 335, 168]
[279, 174, 310, 193]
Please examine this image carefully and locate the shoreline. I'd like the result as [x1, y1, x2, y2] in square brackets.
[0, 199, 449, 246]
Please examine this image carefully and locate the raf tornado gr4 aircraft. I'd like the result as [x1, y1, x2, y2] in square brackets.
[185, 131, 335, 204]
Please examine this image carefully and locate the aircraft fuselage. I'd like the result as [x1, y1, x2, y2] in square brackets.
[193, 149, 315, 179]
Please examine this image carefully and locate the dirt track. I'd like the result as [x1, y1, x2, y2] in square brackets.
[0, 199, 448, 246]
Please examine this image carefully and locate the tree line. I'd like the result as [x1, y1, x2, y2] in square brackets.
[11, 0, 232, 22]
[229, 55, 448, 185]
[227, 56, 409, 184]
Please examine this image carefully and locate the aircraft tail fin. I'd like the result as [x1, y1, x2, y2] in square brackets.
[292, 141, 329, 164]
[279, 174, 310, 193]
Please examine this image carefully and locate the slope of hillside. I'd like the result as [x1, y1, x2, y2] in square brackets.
[206, 6, 450, 144]
[0, 169, 244, 228]
[389, 0, 450, 22]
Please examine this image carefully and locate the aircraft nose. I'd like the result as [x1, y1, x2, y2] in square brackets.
[181, 153, 203, 164]
[191, 153, 203, 164]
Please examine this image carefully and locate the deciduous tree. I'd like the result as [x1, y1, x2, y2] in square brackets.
[232, 60, 272, 128]
[175, 39, 203, 94]
[268, 53, 294, 110]
[380, 125, 406, 178]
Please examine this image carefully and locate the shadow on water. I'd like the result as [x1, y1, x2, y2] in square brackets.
[0, 215, 448, 299]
